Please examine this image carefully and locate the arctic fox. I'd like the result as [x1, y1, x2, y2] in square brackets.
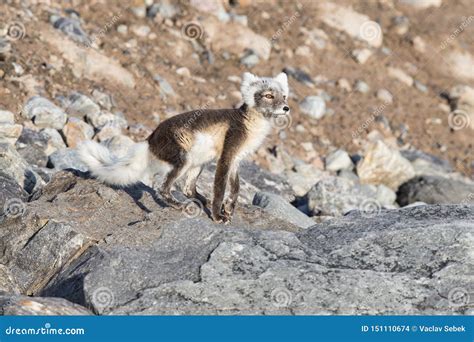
[78, 72, 290, 223]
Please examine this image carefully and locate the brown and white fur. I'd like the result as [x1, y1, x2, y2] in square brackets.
[78, 72, 290, 223]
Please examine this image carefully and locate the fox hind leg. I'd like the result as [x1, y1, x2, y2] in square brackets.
[183, 165, 208, 206]
[160, 159, 191, 209]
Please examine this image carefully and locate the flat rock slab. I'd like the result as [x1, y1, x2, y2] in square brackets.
[42, 204, 474, 315]
[0, 294, 91, 315]
[397, 175, 474, 206]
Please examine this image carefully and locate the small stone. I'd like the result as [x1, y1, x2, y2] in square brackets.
[147, 1, 180, 19]
[337, 78, 352, 92]
[95, 122, 123, 142]
[41, 128, 67, 155]
[318, 3, 383, 47]
[306, 176, 376, 216]
[240, 52, 259, 67]
[22, 96, 68, 130]
[357, 140, 415, 190]
[299, 96, 326, 120]
[391, 15, 410, 35]
[48, 148, 88, 172]
[65, 92, 101, 118]
[92, 89, 113, 111]
[62, 117, 94, 148]
[227, 75, 241, 83]
[414, 80, 428, 93]
[231, 14, 248, 26]
[86, 111, 127, 130]
[132, 25, 151, 37]
[399, 0, 442, 9]
[0, 124, 23, 145]
[411, 36, 426, 53]
[0, 110, 15, 124]
[176, 67, 191, 77]
[303, 28, 328, 50]
[12, 62, 24, 75]
[387, 67, 414, 87]
[352, 48, 372, 64]
[131, 6, 147, 18]
[51, 15, 92, 46]
[0, 143, 44, 193]
[325, 149, 353, 172]
[154, 75, 176, 98]
[295, 45, 311, 57]
[296, 124, 306, 133]
[376, 184, 397, 206]
[355, 80, 370, 93]
[283, 67, 314, 87]
[376, 89, 393, 103]
[117, 25, 128, 35]
[253, 192, 315, 229]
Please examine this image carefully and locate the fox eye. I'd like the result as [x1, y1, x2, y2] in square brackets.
[264, 94, 274, 99]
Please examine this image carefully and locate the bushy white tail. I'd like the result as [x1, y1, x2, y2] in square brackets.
[78, 140, 150, 186]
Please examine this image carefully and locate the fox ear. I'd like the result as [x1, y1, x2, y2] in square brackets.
[274, 72, 289, 97]
[241, 72, 259, 106]
[242, 72, 258, 85]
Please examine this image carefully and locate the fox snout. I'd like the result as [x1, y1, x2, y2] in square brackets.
[283, 106, 290, 112]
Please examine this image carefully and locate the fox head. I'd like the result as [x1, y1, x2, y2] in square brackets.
[240, 72, 290, 117]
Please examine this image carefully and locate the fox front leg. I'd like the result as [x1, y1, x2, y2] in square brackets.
[222, 171, 239, 220]
[212, 158, 232, 223]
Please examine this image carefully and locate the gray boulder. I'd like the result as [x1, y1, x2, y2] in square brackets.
[22, 96, 67, 130]
[253, 192, 315, 229]
[0, 171, 28, 218]
[306, 176, 381, 216]
[0, 143, 44, 193]
[401, 149, 453, 177]
[397, 175, 474, 206]
[64, 92, 101, 118]
[5, 220, 90, 295]
[15, 128, 49, 167]
[48, 148, 88, 172]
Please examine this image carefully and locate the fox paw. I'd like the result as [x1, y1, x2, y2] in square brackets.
[212, 211, 232, 224]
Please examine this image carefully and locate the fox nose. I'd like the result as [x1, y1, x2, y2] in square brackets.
[283, 106, 290, 112]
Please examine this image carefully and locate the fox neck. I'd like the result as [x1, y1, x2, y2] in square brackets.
[240, 103, 271, 119]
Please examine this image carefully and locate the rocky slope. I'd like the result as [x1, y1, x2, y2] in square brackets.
[0, 0, 473, 315]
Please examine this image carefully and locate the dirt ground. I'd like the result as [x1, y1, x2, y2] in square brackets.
[0, 0, 472, 176]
